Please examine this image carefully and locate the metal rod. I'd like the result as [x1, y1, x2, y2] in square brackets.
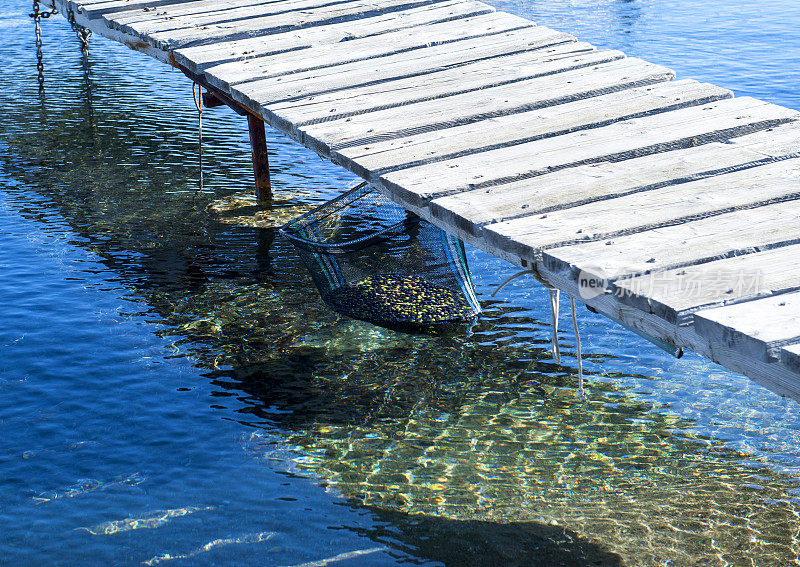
[570, 296, 585, 402]
[550, 289, 561, 364]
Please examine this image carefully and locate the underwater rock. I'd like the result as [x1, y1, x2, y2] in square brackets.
[206, 191, 320, 229]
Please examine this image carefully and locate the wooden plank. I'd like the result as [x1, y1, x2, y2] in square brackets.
[286, 57, 674, 158]
[430, 120, 800, 237]
[234, 40, 604, 117]
[485, 155, 800, 262]
[72, 0, 211, 12]
[264, 47, 621, 121]
[108, 0, 323, 25]
[335, 79, 730, 173]
[108, 0, 419, 35]
[173, 0, 497, 72]
[64, 0, 189, 19]
[62, 0, 131, 11]
[782, 343, 800, 374]
[204, 17, 550, 91]
[95, 0, 282, 22]
[202, 11, 533, 86]
[64, 0, 255, 23]
[605, 240, 800, 325]
[377, 97, 797, 208]
[541, 199, 800, 285]
[143, 0, 454, 49]
[51, 0, 174, 63]
[63, 0, 129, 6]
[693, 291, 800, 362]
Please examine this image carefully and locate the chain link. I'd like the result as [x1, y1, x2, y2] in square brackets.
[192, 83, 205, 193]
[66, 7, 92, 55]
[30, 0, 57, 92]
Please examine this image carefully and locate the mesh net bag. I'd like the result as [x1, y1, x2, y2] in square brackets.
[280, 182, 480, 333]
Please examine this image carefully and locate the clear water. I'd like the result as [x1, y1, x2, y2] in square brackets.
[2, 0, 800, 565]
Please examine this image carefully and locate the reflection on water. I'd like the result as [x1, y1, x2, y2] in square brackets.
[3, 0, 800, 565]
[32, 473, 146, 505]
[77, 506, 216, 536]
[142, 531, 276, 566]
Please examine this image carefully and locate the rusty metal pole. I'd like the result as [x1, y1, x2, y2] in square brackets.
[247, 114, 272, 202]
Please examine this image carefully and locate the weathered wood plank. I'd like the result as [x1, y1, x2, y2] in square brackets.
[202, 11, 533, 86]
[63, 0, 256, 23]
[51, 0, 173, 62]
[110, 0, 422, 36]
[608, 240, 800, 325]
[541, 199, 800, 285]
[73, 0, 207, 10]
[287, 57, 675, 159]
[235, 41, 606, 121]
[782, 343, 800, 374]
[484, 155, 800, 262]
[429, 120, 800, 237]
[67, 0, 144, 6]
[377, 97, 797, 208]
[144, 0, 454, 49]
[108, 0, 320, 25]
[693, 291, 800, 362]
[66, 0, 199, 19]
[204, 17, 549, 91]
[266, 47, 622, 122]
[100, 0, 284, 23]
[173, 0, 496, 72]
[334, 79, 730, 173]
[66, 0, 148, 13]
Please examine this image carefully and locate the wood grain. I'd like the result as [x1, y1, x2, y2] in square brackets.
[694, 291, 800, 362]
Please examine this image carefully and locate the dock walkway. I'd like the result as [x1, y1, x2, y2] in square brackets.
[48, 0, 800, 398]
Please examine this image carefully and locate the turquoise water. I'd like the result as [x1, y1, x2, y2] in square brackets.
[2, 0, 800, 565]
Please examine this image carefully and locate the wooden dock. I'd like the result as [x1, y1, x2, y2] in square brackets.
[47, 0, 800, 398]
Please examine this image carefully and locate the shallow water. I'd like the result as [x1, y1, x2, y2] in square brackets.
[2, 0, 800, 565]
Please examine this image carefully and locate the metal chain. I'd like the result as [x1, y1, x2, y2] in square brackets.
[30, 0, 57, 92]
[192, 82, 204, 193]
[66, 7, 92, 55]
